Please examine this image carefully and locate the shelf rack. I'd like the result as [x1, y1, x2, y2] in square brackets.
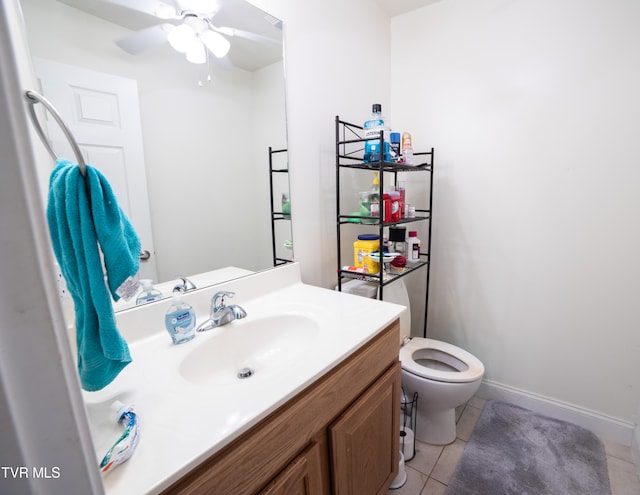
[268, 146, 292, 267]
[335, 116, 434, 337]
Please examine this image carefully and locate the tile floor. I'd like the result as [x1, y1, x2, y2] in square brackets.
[387, 396, 640, 495]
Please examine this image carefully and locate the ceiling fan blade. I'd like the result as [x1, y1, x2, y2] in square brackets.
[103, 0, 179, 19]
[214, 26, 280, 46]
[116, 24, 174, 54]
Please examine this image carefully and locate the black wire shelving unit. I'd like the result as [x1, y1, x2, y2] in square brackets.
[335, 116, 434, 337]
[269, 146, 293, 267]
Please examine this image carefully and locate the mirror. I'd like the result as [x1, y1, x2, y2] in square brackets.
[21, 0, 291, 309]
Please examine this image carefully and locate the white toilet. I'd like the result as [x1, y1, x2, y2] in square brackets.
[342, 279, 485, 446]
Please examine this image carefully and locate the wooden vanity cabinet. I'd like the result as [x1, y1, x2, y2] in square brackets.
[161, 320, 401, 495]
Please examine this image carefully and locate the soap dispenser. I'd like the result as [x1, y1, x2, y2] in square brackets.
[135, 279, 163, 305]
[165, 292, 196, 344]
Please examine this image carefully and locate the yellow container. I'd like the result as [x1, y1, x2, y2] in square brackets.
[353, 235, 380, 273]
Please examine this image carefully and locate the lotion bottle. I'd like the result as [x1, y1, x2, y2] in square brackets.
[165, 292, 196, 344]
[407, 231, 421, 261]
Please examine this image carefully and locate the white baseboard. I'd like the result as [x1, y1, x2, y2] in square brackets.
[477, 379, 635, 446]
[633, 425, 640, 478]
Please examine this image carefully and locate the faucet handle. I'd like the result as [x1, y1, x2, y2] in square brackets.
[212, 291, 235, 312]
[173, 275, 196, 293]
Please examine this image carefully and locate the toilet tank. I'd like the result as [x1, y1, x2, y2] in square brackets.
[338, 279, 411, 345]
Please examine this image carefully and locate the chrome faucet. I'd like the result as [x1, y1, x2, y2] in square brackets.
[173, 275, 196, 293]
[196, 291, 247, 332]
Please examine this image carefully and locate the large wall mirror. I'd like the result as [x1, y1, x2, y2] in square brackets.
[21, 0, 291, 309]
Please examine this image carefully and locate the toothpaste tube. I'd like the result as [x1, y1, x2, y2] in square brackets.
[99, 401, 140, 474]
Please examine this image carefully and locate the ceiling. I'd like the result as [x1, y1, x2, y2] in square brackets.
[57, 0, 283, 71]
[375, 0, 443, 17]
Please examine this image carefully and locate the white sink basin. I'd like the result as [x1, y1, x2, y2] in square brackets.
[179, 314, 320, 386]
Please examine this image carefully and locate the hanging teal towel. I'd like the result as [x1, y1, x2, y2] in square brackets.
[47, 159, 141, 391]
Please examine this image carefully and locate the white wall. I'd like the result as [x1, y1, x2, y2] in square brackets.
[251, 0, 392, 288]
[391, 0, 640, 426]
[0, 1, 105, 493]
[21, 0, 286, 283]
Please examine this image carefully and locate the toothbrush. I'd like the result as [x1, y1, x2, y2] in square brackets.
[99, 401, 140, 474]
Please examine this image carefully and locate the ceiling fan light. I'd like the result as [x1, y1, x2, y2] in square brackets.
[201, 30, 230, 58]
[153, 2, 177, 19]
[168, 24, 196, 53]
[186, 40, 206, 64]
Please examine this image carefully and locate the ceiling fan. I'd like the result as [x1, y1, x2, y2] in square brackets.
[104, 0, 281, 65]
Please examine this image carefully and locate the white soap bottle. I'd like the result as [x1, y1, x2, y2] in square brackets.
[164, 292, 196, 344]
[407, 231, 421, 262]
[135, 279, 162, 305]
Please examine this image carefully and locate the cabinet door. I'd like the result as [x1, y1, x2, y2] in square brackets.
[329, 362, 401, 495]
[259, 442, 324, 495]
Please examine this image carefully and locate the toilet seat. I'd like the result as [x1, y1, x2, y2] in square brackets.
[400, 338, 484, 383]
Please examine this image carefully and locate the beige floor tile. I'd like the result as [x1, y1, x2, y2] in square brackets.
[430, 438, 466, 485]
[607, 455, 640, 495]
[421, 477, 447, 495]
[387, 466, 428, 495]
[467, 396, 488, 410]
[602, 438, 635, 464]
[406, 440, 444, 476]
[455, 404, 483, 442]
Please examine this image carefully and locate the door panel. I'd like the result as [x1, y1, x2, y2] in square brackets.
[330, 363, 401, 495]
[34, 58, 158, 281]
[259, 442, 324, 495]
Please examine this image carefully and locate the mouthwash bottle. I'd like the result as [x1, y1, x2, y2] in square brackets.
[364, 104, 392, 163]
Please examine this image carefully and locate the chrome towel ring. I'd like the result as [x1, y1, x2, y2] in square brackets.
[24, 89, 87, 176]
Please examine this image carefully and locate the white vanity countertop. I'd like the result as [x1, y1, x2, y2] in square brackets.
[84, 263, 405, 495]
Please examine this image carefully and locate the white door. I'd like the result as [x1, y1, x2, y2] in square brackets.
[34, 58, 158, 282]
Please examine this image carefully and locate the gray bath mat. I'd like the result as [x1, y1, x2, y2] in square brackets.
[445, 400, 611, 495]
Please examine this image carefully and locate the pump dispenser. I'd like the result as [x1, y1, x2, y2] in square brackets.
[165, 292, 196, 344]
[135, 279, 162, 305]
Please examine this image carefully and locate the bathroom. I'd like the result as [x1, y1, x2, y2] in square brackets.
[1, 0, 639, 494]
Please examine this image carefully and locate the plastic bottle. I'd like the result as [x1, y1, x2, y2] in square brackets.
[401, 131, 414, 166]
[390, 132, 401, 161]
[396, 181, 406, 218]
[383, 193, 392, 223]
[135, 279, 163, 305]
[389, 190, 401, 222]
[164, 292, 196, 344]
[281, 192, 291, 219]
[364, 104, 392, 163]
[407, 231, 421, 261]
[369, 171, 380, 219]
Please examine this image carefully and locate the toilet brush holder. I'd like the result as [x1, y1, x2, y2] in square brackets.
[400, 389, 418, 462]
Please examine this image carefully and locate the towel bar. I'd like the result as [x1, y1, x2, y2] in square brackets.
[24, 90, 87, 176]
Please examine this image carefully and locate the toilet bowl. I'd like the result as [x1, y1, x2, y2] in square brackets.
[340, 278, 485, 445]
[400, 338, 484, 445]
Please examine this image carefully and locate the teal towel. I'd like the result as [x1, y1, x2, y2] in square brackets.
[47, 159, 141, 391]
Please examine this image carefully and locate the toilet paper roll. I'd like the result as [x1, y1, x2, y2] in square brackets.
[399, 427, 415, 461]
